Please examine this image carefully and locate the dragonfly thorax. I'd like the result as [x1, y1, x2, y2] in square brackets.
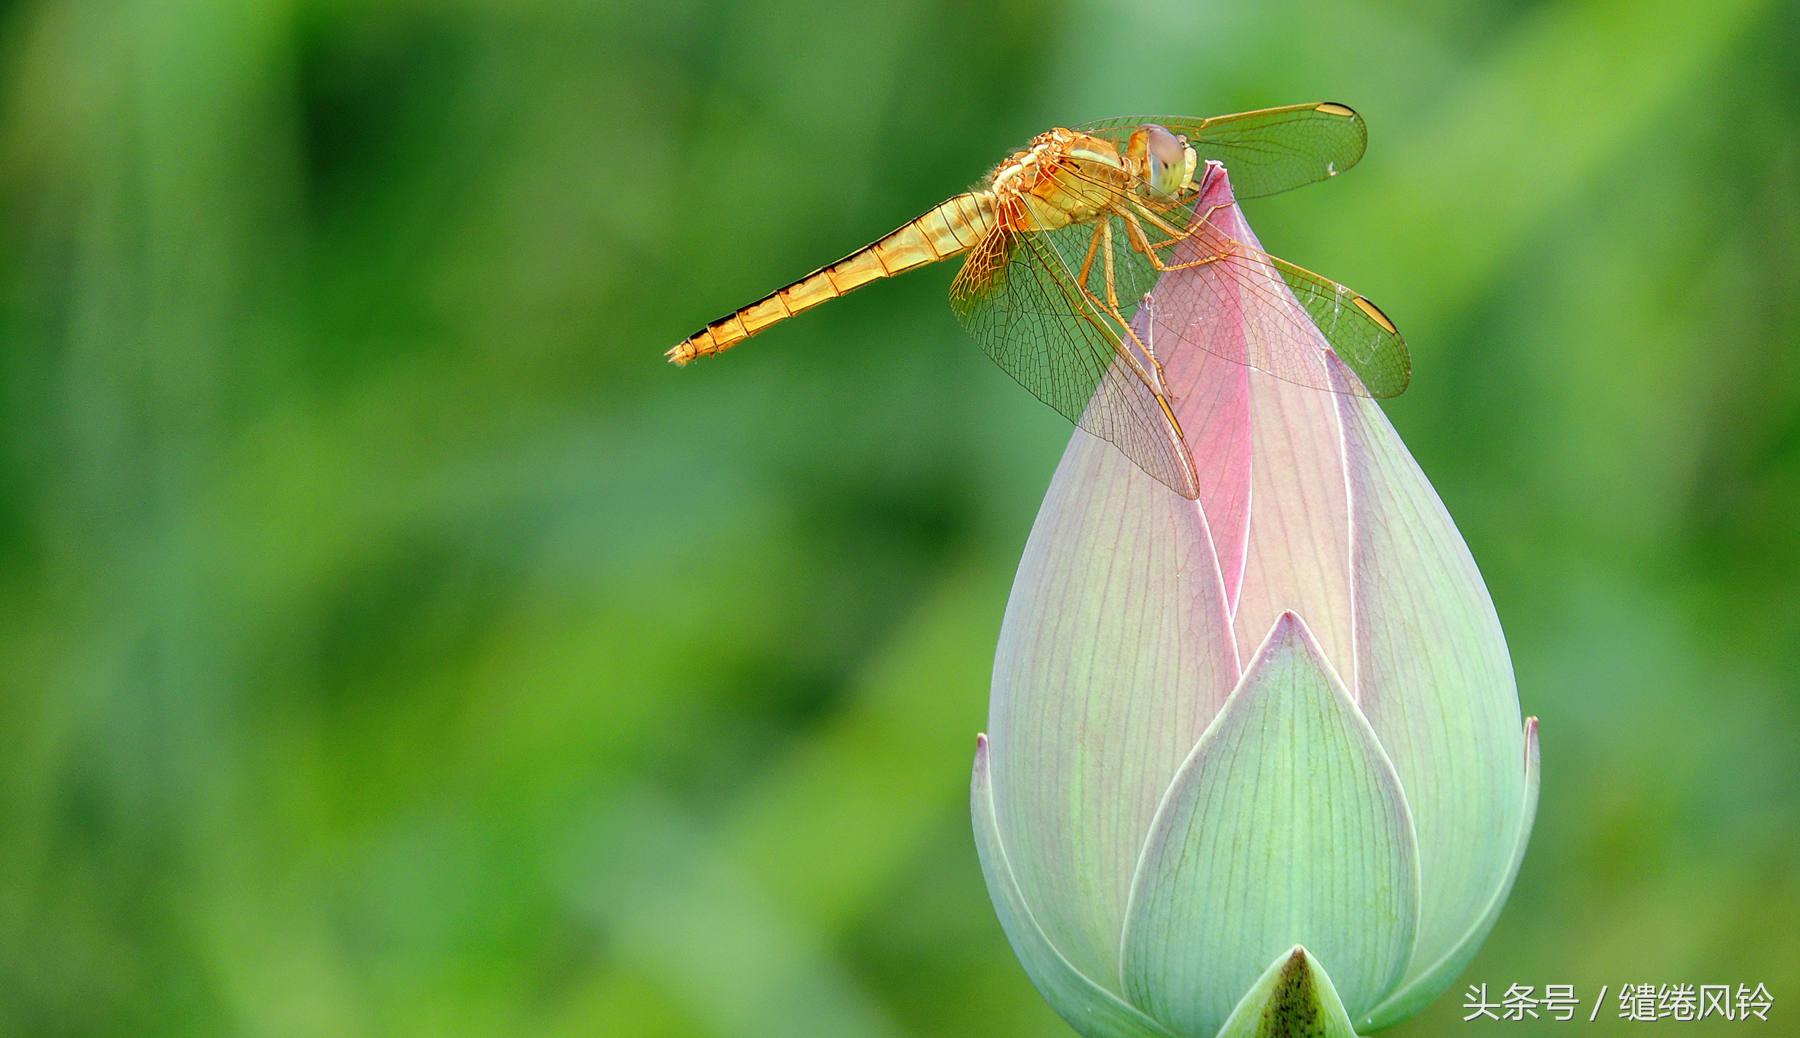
[985, 124, 1199, 235]
[987, 130, 1140, 231]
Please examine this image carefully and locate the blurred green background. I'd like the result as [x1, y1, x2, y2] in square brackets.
[2, 0, 1796, 1034]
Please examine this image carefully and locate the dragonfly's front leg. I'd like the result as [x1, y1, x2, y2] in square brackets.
[1113, 208, 1238, 395]
[1127, 191, 1238, 258]
[1119, 204, 1235, 275]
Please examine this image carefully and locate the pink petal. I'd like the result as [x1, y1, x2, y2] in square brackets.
[1132, 178, 1252, 610]
[1147, 167, 1355, 684]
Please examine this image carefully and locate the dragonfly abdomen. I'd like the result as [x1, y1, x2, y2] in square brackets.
[667, 192, 996, 365]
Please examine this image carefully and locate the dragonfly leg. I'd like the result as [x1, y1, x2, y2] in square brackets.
[1119, 199, 1239, 283]
[1075, 219, 1105, 289]
[1069, 294, 1181, 442]
[1064, 222, 1178, 408]
[1072, 222, 1148, 373]
[1129, 198, 1228, 250]
[1077, 301, 1188, 444]
[1046, 224, 1191, 463]
[1119, 206, 1235, 275]
[1153, 199, 1231, 243]
[1100, 219, 1121, 309]
[1065, 219, 1166, 395]
[1070, 223, 1128, 336]
[1095, 219, 1176, 396]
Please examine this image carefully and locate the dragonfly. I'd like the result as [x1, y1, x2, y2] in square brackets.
[665, 101, 1409, 498]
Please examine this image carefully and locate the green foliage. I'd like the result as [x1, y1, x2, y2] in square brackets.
[0, 0, 1794, 1034]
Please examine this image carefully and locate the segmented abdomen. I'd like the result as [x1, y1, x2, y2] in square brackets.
[666, 192, 998, 364]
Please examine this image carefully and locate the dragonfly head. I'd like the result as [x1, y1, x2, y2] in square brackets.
[1127, 124, 1199, 199]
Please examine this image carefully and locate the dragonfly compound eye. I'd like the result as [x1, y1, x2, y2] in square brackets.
[1141, 124, 1187, 197]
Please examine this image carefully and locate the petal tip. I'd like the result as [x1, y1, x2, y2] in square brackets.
[1215, 945, 1362, 1038]
[1248, 610, 1333, 677]
[1259, 611, 1303, 650]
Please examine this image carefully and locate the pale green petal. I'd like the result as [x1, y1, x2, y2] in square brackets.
[1215, 946, 1362, 1038]
[972, 735, 1176, 1038]
[988, 433, 1240, 985]
[1331, 365, 1527, 987]
[1120, 615, 1419, 1036]
[1360, 718, 1541, 1031]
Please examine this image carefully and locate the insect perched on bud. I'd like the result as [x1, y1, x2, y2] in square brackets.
[664, 103, 1402, 503]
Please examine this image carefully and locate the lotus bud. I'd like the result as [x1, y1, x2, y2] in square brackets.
[972, 165, 1540, 1036]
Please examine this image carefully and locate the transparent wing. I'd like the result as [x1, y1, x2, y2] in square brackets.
[1043, 188, 1410, 399]
[950, 225, 1201, 498]
[1267, 255, 1410, 396]
[1073, 101, 1367, 200]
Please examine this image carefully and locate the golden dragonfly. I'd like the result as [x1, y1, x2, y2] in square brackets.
[666, 101, 1409, 498]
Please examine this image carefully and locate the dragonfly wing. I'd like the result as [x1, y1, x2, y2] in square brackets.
[950, 225, 1200, 498]
[1266, 256, 1410, 397]
[1073, 101, 1367, 200]
[1046, 191, 1409, 398]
